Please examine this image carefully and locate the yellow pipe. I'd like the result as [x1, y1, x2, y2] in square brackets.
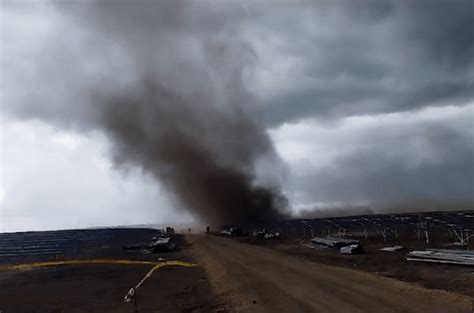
[134, 261, 197, 290]
[1, 258, 198, 304]
[1, 259, 196, 271]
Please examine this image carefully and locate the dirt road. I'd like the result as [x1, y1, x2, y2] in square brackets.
[190, 235, 472, 313]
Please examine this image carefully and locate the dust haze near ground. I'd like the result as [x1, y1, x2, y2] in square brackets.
[294, 199, 474, 219]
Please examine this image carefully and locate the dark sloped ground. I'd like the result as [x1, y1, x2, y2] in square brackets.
[0, 228, 220, 313]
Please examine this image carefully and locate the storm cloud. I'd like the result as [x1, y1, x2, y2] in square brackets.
[248, 1, 474, 125]
[2, 1, 288, 224]
[272, 104, 474, 213]
[1, 0, 473, 228]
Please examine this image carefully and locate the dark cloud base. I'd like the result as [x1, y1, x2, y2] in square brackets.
[2, 1, 473, 222]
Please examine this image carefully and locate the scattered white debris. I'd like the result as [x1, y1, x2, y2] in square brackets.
[250, 229, 281, 239]
[300, 241, 327, 250]
[220, 227, 242, 236]
[264, 232, 281, 239]
[340, 244, 364, 254]
[444, 242, 467, 247]
[124, 288, 135, 303]
[379, 246, 405, 252]
[310, 237, 359, 248]
[220, 229, 232, 236]
[407, 249, 474, 266]
[124, 235, 176, 253]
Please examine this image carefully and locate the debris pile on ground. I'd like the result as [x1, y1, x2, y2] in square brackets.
[444, 242, 467, 247]
[220, 227, 242, 236]
[251, 229, 282, 239]
[340, 244, 364, 254]
[123, 235, 177, 254]
[263, 232, 282, 239]
[308, 237, 359, 249]
[379, 246, 405, 252]
[303, 237, 364, 254]
[407, 249, 474, 266]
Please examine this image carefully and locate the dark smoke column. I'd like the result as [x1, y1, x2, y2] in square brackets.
[2, 1, 288, 224]
[66, 2, 288, 224]
[100, 79, 288, 225]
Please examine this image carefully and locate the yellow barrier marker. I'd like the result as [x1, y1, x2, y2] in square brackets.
[123, 260, 197, 305]
[135, 261, 197, 290]
[0, 258, 198, 309]
[1, 259, 196, 271]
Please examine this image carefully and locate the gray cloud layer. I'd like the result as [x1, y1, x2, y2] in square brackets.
[299, 125, 473, 203]
[250, 1, 474, 125]
[2, 1, 288, 224]
[1, 0, 473, 221]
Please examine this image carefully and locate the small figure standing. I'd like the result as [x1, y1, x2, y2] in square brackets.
[188, 228, 191, 234]
[206, 226, 210, 234]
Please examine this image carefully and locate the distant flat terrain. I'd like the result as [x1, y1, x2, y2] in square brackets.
[0, 228, 158, 263]
[190, 235, 472, 313]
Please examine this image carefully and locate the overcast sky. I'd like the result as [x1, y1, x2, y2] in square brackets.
[1, 0, 473, 231]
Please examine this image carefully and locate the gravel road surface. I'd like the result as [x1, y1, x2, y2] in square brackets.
[190, 235, 472, 313]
